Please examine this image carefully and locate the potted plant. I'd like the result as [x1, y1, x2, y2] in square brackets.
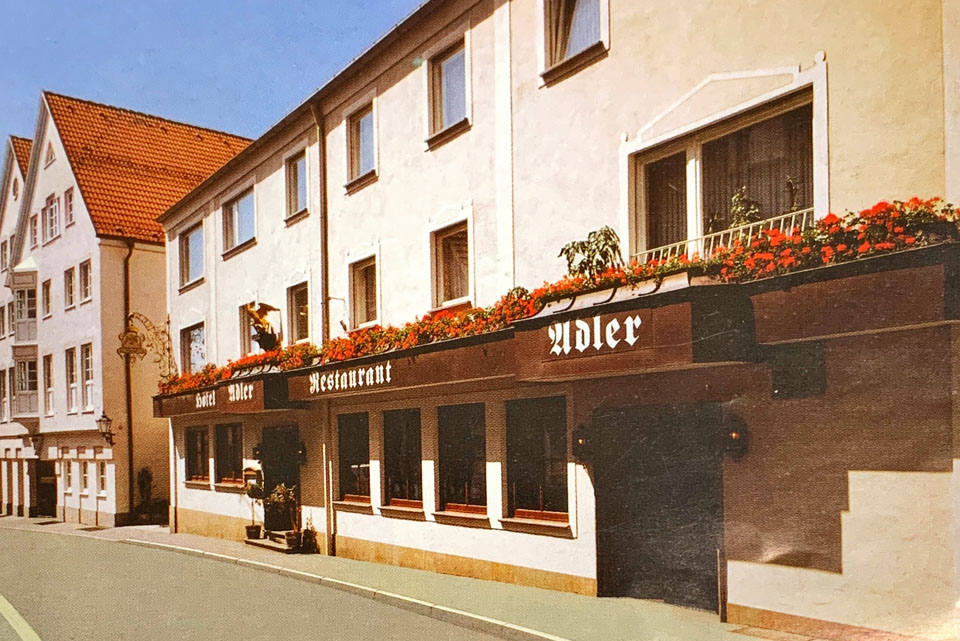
[265, 482, 300, 547]
[244, 481, 265, 539]
[300, 516, 318, 554]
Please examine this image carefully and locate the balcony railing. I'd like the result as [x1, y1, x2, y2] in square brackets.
[15, 319, 36, 343]
[633, 207, 817, 265]
[13, 391, 38, 418]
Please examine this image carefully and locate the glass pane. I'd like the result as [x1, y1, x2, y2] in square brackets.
[645, 152, 687, 249]
[188, 327, 205, 373]
[440, 48, 466, 129]
[564, 0, 600, 60]
[296, 156, 307, 211]
[437, 403, 486, 508]
[187, 228, 203, 282]
[441, 227, 469, 301]
[359, 111, 374, 176]
[384, 409, 422, 503]
[236, 192, 255, 245]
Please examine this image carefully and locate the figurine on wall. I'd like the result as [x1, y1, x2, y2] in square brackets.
[244, 302, 280, 351]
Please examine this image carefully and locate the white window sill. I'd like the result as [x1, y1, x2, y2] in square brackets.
[97, 492, 107, 498]
[82, 407, 94, 414]
[65, 304, 75, 311]
[42, 234, 61, 247]
[430, 296, 472, 313]
[79, 297, 92, 306]
[352, 319, 380, 332]
[178, 277, 204, 294]
[42, 313, 52, 320]
[80, 490, 90, 497]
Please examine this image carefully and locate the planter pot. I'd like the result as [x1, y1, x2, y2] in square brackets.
[919, 221, 959, 244]
[284, 531, 301, 548]
[245, 524, 262, 539]
[300, 530, 318, 554]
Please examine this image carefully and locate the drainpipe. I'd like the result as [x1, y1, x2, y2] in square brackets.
[122, 240, 135, 522]
[309, 102, 330, 345]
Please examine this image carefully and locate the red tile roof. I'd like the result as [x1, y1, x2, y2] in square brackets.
[44, 92, 251, 244]
[10, 136, 32, 175]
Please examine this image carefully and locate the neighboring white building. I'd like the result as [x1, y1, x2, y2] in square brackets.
[0, 92, 248, 525]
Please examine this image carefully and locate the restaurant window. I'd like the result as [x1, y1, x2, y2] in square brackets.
[544, 0, 602, 68]
[185, 427, 210, 482]
[383, 409, 422, 507]
[179, 223, 204, 287]
[347, 104, 375, 182]
[79, 260, 92, 302]
[506, 396, 568, 519]
[64, 268, 75, 308]
[181, 323, 205, 374]
[80, 343, 93, 410]
[637, 99, 813, 252]
[430, 41, 467, 135]
[42, 354, 53, 415]
[65, 347, 77, 413]
[286, 151, 307, 218]
[223, 189, 255, 252]
[433, 222, 469, 306]
[215, 423, 243, 484]
[437, 403, 486, 512]
[64, 188, 75, 226]
[287, 282, 309, 343]
[41, 280, 51, 318]
[337, 412, 370, 502]
[350, 257, 377, 327]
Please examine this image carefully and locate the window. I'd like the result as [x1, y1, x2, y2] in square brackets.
[64, 461, 73, 493]
[43, 354, 53, 415]
[223, 189, 255, 252]
[42, 194, 60, 242]
[239, 303, 258, 356]
[41, 280, 51, 318]
[383, 409, 422, 507]
[64, 268, 75, 308]
[185, 427, 210, 482]
[98, 461, 107, 495]
[638, 100, 813, 251]
[0, 373, 7, 422]
[29, 215, 38, 248]
[80, 343, 93, 410]
[430, 42, 467, 134]
[337, 412, 370, 501]
[15, 289, 36, 322]
[214, 424, 243, 484]
[0, 304, 6, 337]
[545, 0, 602, 68]
[288, 282, 309, 343]
[181, 323, 205, 374]
[1, 240, 7, 271]
[286, 151, 307, 218]
[81, 461, 90, 493]
[79, 260, 91, 302]
[11, 178, 17, 200]
[6, 304, 12, 336]
[506, 396, 568, 519]
[64, 188, 75, 226]
[7, 369, 14, 406]
[348, 104, 375, 181]
[65, 348, 77, 413]
[437, 403, 486, 512]
[350, 257, 377, 327]
[44, 143, 55, 166]
[179, 223, 203, 287]
[434, 222, 469, 305]
[16, 360, 37, 393]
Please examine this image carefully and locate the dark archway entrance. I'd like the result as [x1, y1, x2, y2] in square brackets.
[594, 403, 724, 612]
[36, 460, 57, 517]
[260, 424, 300, 531]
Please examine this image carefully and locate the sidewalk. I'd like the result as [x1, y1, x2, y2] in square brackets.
[0, 516, 816, 641]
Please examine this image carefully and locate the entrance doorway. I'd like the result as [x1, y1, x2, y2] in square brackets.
[260, 425, 300, 531]
[594, 404, 724, 612]
[36, 460, 57, 517]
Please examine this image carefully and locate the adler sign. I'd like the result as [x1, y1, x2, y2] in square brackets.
[547, 314, 643, 356]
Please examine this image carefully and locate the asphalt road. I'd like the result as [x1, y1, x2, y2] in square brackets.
[0, 529, 499, 641]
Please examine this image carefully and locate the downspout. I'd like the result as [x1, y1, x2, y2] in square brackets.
[122, 240, 135, 522]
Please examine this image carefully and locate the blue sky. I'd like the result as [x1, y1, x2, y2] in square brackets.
[0, 0, 423, 142]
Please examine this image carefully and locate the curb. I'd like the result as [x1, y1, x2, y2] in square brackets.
[120, 538, 571, 641]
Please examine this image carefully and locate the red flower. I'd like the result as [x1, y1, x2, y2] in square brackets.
[858, 241, 871, 254]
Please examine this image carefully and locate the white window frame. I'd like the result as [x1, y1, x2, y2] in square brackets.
[98, 461, 108, 497]
[43, 354, 53, 416]
[221, 187, 256, 253]
[78, 260, 92, 303]
[421, 24, 473, 146]
[0, 372, 7, 422]
[81, 461, 90, 495]
[179, 222, 204, 288]
[349, 254, 380, 329]
[536, 0, 610, 85]
[41, 279, 51, 318]
[64, 268, 75, 309]
[64, 461, 73, 494]
[43, 194, 60, 243]
[64, 187, 75, 226]
[65, 347, 78, 414]
[0, 240, 7, 272]
[29, 214, 38, 248]
[80, 343, 94, 412]
[619, 60, 830, 257]
[180, 323, 206, 374]
[284, 146, 309, 220]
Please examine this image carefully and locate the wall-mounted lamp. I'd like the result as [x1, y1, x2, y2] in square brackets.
[298, 441, 307, 465]
[252, 444, 262, 461]
[722, 416, 749, 461]
[96, 412, 116, 446]
[572, 424, 593, 461]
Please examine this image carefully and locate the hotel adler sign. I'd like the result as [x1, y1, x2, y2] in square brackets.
[153, 376, 293, 417]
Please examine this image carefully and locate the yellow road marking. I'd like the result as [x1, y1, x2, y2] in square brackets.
[0, 593, 41, 641]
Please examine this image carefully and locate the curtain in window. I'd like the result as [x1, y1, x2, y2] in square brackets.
[363, 264, 377, 323]
[441, 229, 469, 301]
[440, 48, 466, 129]
[701, 104, 813, 231]
[645, 152, 687, 249]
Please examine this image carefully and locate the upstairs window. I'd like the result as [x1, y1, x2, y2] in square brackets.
[223, 189, 255, 252]
[64, 188, 75, 226]
[44, 143, 55, 166]
[42, 194, 60, 242]
[545, 0, 602, 68]
[43, 354, 54, 415]
[185, 427, 210, 482]
[15, 289, 36, 321]
[337, 412, 370, 502]
[287, 282, 309, 343]
[79, 260, 92, 302]
[16, 360, 37, 393]
[506, 396, 568, 520]
[98, 461, 107, 495]
[437, 403, 486, 513]
[0, 240, 7, 271]
[65, 347, 77, 413]
[347, 104, 375, 182]
[181, 323, 205, 374]
[214, 423, 243, 484]
[0, 304, 6, 336]
[286, 151, 307, 218]
[179, 223, 204, 287]
[6, 305, 13, 336]
[0, 372, 6, 422]
[64, 268, 75, 308]
[350, 257, 377, 327]
[430, 41, 467, 135]
[41, 280, 51, 318]
[29, 215, 38, 248]
[239, 303, 258, 356]
[80, 343, 93, 411]
[11, 178, 18, 200]
[434, 222, 469, 306]
[383, 408, 422, 507]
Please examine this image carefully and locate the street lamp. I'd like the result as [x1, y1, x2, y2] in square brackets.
[96, 412, 115, 446]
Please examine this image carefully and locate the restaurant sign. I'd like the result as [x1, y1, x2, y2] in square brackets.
[548, 314, 643, 356]
[307, 361, 393, 395]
